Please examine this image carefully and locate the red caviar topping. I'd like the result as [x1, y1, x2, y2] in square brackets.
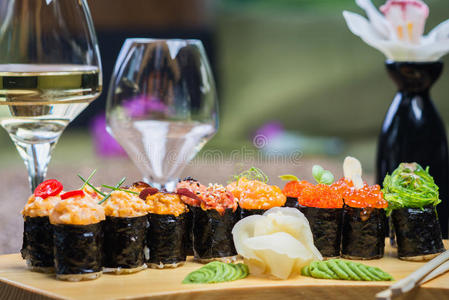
[298, 183, 343, 209]
[331, 178, 387, 209]
[282, 180, 314, 198]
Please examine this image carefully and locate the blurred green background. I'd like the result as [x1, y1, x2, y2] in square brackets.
[1, 0, 449, 174]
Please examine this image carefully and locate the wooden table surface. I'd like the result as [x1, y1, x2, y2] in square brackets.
[0, 241, 448, 300]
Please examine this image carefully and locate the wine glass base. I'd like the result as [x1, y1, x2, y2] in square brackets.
[144, 179, 177, 192]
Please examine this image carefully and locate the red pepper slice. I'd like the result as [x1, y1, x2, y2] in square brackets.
[60, 190, 85, 200]
[34, 179, 63, 199]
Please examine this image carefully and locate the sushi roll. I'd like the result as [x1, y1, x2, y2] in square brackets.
[178, 182, 239, 263]
[333, 178, 387, 260]
[383, 163, 445, 261]
[21, 179, 63, 273]
[227, 178, 286, 219]
[297, 183, 343, 258]
[227, 167, 286, 218]
[144, 191, 188, 268]
[177, 177, 205, 256]
[50, 190, 105, 281]
[102, 189, 149, 274]
[281, 169, 343, 258]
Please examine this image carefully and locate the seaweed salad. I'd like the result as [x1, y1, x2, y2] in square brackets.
[383, 163, 445, 261]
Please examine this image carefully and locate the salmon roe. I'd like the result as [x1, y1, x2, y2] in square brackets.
[227, 177, 286, 210]
[331, 178, 387, 209]
[298, 183, 343, 209]
[282, 180, 314, 198]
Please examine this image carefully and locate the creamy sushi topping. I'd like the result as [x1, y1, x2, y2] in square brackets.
[200, 183, 237, 214]
[22, 194, 61, 218]
[82, 185, 103, 202]
[227, 177, 286, 210]
[102, 190, 149, 218]
[145, 192, 187, 217]
[50, 192, 105, 225]
[176, 178, 206, 207]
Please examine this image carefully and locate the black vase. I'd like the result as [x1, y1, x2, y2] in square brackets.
[376, 61, 449, 237]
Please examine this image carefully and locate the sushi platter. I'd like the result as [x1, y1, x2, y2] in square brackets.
[0, 240, 449, 300]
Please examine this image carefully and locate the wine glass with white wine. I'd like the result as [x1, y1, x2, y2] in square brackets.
[106, 39, 218, 191]
[0, 0, 102, 191]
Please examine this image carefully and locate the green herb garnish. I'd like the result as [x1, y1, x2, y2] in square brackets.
[78, 171, 105, 197]
[312, 165, 334, 185]
[382, 163, 440, 215]
[102, 184, 139, 195]
[232, 167, 268, 184]
[99, 177, 126, 204]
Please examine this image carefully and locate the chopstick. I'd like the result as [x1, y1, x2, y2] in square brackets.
[376, 249, 449, 300]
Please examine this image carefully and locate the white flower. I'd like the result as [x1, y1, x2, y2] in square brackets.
[343, 0, 449, 61]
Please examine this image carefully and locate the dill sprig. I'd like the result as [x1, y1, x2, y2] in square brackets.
[102, 184, 139, 195]
[78, 170, 105, 197]
[99, 177, 126, 204]
[232, 167, 269, 184]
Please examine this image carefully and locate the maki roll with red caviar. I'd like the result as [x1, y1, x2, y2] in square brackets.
[383, 163, 445, 261]
[101, 185, 149, 274]
[21, 179, 63, 273]
[228, 168, 286, 218]
[282, 167, 343, 258]
[179, 182, 239, 263]
[177, 177, 204, 256]
[145, 191, 188, 268]
[334, 157, 387, 260]
[50, 190, 105, 281]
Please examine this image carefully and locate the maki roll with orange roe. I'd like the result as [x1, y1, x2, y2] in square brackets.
[101, 188, 149, 274]
[281, 168, 343, 258]
[50, 190, 105, 281]
[144, 191, 188, 268]
[282, 179, 313, 208]
[21, 179, 63, 273]
[227, 177, 286, 218]
[333, 178, 387, 260]
[178, 182, 239, 263]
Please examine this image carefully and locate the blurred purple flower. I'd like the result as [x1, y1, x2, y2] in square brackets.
[90, 113, 127, 157]
[124, 95, 167, 118]
[254, 121, 284, 140]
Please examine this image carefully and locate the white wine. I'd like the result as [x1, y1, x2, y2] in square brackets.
[0, 64, 101, 143]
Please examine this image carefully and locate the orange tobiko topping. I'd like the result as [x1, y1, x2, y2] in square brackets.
[227, 178, 286, 210]
[282, 180, 314, 198]
[298, 183, 343, 209]
[331, 178, 387, 209]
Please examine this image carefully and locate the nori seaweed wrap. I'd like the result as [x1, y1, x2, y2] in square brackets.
[103, 216, 148, 272]
[383, 163, 445, 261]
[341, 206, 386, 259]
[392, 206, 445, 260]
[21, 216, 54, 272]
[284, 197, 300, 209]
[298, 206, 343, 258]
[192, 206, 239, 262]
[53, 223, 103, 281]
[184, 207, 194, 256]
[240, 208, 266, 219]
[147, 213, 187, 267]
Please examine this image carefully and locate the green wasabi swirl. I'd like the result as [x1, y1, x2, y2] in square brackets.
[182, 262, 249, 284]
[382, 163, 440, 215]
[301, 259, 393, 281]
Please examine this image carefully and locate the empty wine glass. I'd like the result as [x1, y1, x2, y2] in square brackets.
[106, 39, 218, 191]
[0, 0, 102, 191]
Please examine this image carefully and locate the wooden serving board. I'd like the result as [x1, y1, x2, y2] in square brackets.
[0, 240, 448, 300]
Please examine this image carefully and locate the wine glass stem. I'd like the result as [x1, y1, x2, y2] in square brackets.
[145, 179, 177, 192]
[13, 140, 57, 192]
